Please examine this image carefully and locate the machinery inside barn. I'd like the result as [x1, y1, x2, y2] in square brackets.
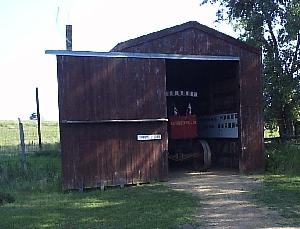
[166, 59, 239, 170]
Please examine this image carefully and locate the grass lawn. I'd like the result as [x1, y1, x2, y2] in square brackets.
[264, 127, 280, 138]
[0, 152, 200, 229]
[254, 175, 300, 226]
[1, 184, 199, 229]
[255, 142, 300, 226]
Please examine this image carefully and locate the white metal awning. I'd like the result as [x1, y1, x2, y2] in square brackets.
[45, 50, 240, 61]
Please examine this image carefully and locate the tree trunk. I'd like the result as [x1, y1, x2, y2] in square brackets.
[295, 122, 300, 138]
[278, 117, 295, 139]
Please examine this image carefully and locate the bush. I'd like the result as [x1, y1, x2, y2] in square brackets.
[0, 192, 15, 205]
[266, 143, 300, 174]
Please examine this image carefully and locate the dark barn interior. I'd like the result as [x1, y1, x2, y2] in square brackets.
[165, 59, 240, 170]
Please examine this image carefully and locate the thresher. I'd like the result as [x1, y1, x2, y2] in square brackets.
[167, 90, 211, 170]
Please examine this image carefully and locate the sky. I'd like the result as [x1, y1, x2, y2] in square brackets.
[0, 0, 237, 121]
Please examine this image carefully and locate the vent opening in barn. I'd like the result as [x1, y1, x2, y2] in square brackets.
[46, 21, 264, 190]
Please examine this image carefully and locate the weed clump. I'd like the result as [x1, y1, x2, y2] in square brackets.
[0, 192, 15, 205]
[0, 150, 61, 193]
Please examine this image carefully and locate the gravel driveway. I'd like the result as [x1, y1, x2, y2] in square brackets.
[167, 170, 297, 229]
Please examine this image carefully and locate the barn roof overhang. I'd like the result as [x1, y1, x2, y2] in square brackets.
[45, 50, 240, 61]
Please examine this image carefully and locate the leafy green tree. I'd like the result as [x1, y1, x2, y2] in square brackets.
[201, 0, 300, 137]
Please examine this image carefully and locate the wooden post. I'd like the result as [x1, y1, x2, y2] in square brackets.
[18, 118, 27, 171]
[66, 25, 72, 51]
[36, 87, 42, 150]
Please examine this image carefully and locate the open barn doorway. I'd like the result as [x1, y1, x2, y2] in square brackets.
[166, 59, 240, 171]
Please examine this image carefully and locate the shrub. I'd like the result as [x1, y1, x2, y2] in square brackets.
[266, 143, 300, 174]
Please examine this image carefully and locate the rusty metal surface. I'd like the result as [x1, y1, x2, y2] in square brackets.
[57, 56, 168, 189]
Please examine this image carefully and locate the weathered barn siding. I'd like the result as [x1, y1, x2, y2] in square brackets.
[239, 51, 264, 172]
[57, 56, 168, 189]
[112, 21, 264, 173]
[52, 21, 264, 190]
[57, 56, 166, 120]
[60, 123, 168, 189]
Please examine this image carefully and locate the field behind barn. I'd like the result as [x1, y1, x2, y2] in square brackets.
[0, 120, 59, 154]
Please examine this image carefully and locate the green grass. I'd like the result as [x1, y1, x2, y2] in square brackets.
[0, 152, 199, 229]
[0, 120, 59, 145]
[0, 120, 59, 153]
[265, 143, 300, 174]
[253, 142, 300, 226]
[0, 151, 61, 193]
[264, 127, 280, 138]
[254, 175, 300, 226]
[0, 184, 199, 229]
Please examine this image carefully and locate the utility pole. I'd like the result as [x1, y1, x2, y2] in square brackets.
[36, 87, 42, 150]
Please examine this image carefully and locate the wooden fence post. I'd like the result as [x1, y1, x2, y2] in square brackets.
[18, 118, 27, 171]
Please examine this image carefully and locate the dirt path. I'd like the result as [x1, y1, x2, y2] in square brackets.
[167, 170, 296, 229]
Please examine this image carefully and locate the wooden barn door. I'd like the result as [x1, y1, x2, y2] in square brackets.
[58, 56, 168, 189]
[238, 52, 264, 173]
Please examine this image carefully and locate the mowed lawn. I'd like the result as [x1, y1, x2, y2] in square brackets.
[254, 143, 300, 226]
[254, 175, 300, 226]
[0, 125, 200, 229]
[0, 183, 199, 228]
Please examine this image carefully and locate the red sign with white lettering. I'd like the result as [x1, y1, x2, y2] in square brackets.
[169, 115, 198, 139]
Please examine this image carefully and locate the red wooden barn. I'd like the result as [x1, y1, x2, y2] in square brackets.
[47, 21, 264, 190]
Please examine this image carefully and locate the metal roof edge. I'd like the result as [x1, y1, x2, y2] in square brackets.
[45, 50, 240, 61]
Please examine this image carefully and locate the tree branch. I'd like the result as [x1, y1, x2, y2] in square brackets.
[266, 19, 278, 51]
[265, 18, 285, 76]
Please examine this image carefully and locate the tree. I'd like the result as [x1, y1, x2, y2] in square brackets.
[201, 0, 300, 137]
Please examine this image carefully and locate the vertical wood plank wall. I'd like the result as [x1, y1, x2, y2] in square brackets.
[57, 56, 168, 189]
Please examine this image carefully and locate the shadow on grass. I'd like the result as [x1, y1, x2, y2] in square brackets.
[0, 150, 199, 229]
[0, 184, 198, 229]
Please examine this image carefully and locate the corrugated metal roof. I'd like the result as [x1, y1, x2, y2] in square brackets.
[45, 50, 240, 61]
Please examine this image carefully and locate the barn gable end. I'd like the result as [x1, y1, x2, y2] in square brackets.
[111, 21, 259, 55]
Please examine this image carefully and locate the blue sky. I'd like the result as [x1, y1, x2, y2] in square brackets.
[0, 0, 236, 121]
